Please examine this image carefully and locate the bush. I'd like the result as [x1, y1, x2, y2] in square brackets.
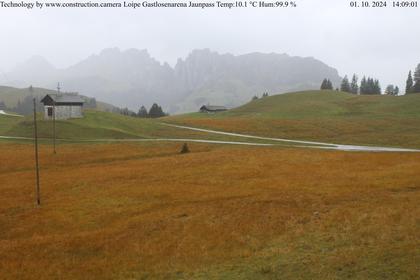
[180, 143, 190, 154]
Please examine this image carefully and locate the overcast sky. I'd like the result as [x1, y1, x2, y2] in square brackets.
[0, 0, 419, 89]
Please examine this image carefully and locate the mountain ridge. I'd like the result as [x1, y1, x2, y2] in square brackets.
[0, 48, 342, 113]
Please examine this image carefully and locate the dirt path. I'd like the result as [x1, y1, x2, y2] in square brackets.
[0, 110, 23, 117]
[0, 135, 273, 146]
[161, 123, 420, 152]
[1, 123, 419, 152]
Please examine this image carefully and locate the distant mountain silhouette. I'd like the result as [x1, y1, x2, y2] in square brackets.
[0, 48, 341, 113]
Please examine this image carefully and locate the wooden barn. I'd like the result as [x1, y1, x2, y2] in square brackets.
[40, 94, 84, 120]
[199, 105, 227, 113]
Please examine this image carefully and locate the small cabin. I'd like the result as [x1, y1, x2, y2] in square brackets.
[199, 105, 227, 113]
[40, 94, 84, 120]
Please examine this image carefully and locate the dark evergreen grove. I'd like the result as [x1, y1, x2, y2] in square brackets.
[322, 64, 420, 96]
[148, 103, 166, 118]
[320, 78, 334, 90]
[116, 103, 167, 118]
[329, 74, 381, 95]
[359, 76, 381, 95]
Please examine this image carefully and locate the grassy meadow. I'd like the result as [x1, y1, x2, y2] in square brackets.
[0, 110, 275, 144]
[166, 90, 420, 148]
[1, 89, 420, 279]
[0, 85, 113, 111]
[0, 142, 419, 279]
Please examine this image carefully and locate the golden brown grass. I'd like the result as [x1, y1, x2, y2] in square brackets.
[166, 116, 420, 148]
[0, 142, 419, 279]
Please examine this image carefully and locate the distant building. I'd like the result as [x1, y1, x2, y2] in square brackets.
[199, 105, 227, 113]
[40, 94, 84, 120]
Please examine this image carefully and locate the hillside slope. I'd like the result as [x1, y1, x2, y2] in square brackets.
[0, 86, 57, 108]
[166, 90, 420, 148]
[0, 85, 116, 113]
[0, 110, 256, 143]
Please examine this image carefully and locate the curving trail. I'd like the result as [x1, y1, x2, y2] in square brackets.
[0, 110, 23, 117]
[160, 123, 420, 152]
[0, 135, 273, 146]
[1, 122, 419, 152]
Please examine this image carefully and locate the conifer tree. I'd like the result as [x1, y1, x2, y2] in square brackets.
[137, 106, 148, 118]
[327, 79, 333, 90]
[350, 74, 359, 94]
[413, 64, 420, 93]
[405, 71, 414, 94]
[148, 103, 165, 118]
[373, 79, 381, 95]
[360, 76, 367, 94]
[340, 75, 351, 93]
[320, 79, 328, 90]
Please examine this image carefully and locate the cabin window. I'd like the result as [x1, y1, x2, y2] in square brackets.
[48, 107, 53, 116]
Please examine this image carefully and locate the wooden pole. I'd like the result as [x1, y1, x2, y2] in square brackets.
[33, 98, 41, 206]
[54, 82, 60, 154]
[53, 100, 56, 154]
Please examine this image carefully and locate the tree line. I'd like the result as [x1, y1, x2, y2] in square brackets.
[321, 75, 382, 95]
[252, 92, 270, 101]
[321, 63, 420, 95]
[114, 103, 168, 118]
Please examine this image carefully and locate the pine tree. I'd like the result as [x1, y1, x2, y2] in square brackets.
[340, 75, 351, 93]
[405, 71, 414, 94]
[394, 86, 400, 96]
[320, 79, 328, 90]
[373, 79, 381, 95]
[360, 76, 367, 94]
[327, 79, 333, 90]
[350, 74, 358, 94]
[413, 64, 420, 93]
[367, 78, 374, 94]
[137, 106, 148, 118]
[148, 103, 165, 118]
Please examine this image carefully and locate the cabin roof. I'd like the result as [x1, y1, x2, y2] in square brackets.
[200, 105, 227, 111]
[41, 94, 84, 105]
